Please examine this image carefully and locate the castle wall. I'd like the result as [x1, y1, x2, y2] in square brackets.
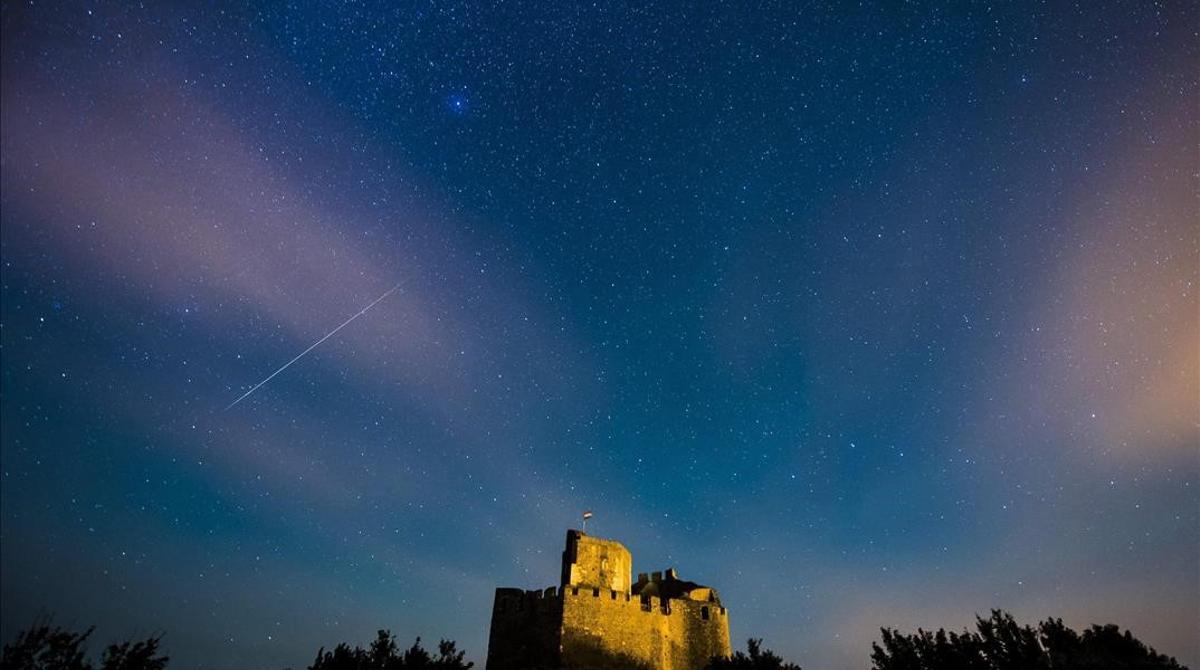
[486, 587, 563, 670]
[487, 530, 732, 670]
[661, 598, 731, 670]
[559, 586, 731, 670]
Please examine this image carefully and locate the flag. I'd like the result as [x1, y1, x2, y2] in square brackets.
[582, 510, 594, 520]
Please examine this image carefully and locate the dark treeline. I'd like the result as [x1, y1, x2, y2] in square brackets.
[708, 638, 801, 670]
[306, 631, 472, 669]
[868, 610, 1186, 670]
[0, 620, 167, 670]
[0, 610, 1188, 670]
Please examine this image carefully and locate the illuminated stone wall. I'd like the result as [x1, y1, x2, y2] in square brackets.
[559, 585, 731, 670]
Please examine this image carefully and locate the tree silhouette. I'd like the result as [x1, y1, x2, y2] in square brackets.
[1, 622, 93, 670]
[707, 638, 801, 670]
[307, 631, 473, 670]
[1, 620, 168, 670]
[98, 639, 169, 670]
[870, 610, 1185, 670]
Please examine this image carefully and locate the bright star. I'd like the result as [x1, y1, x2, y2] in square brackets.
[446, 92, 469, 115]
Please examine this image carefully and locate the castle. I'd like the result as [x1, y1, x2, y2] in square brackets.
[485, 530, 732, 670]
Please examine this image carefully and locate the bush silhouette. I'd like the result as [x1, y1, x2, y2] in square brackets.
[307, 631, 473, 670]
[706, 638, 801, 670]
[1, 619, 167, 670]
[870, 609, 1185, 670]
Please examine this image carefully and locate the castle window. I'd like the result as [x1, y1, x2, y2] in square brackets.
[701, 606, 710, 620]
[593, 588, 600, 597]
[611, 591, 617, 600]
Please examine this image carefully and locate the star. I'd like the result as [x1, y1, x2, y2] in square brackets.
[446, 92, 469, 116]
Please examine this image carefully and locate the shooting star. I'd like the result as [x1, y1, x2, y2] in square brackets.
[225, 284, 401, 410]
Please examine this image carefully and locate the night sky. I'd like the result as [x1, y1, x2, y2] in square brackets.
[1, 2, 1197, 669]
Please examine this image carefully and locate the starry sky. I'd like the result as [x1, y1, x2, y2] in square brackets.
[1, 2, 1197, 669]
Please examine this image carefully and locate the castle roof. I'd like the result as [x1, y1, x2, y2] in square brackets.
[633, 568, 721, 604]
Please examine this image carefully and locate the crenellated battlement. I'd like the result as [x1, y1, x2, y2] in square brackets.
[486, 530, 732, 670]
[561, 585, 728, 620]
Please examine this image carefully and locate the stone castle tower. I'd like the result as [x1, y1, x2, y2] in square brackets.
[485, 530, 732, 670]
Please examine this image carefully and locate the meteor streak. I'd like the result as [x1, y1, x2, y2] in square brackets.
[225, 284, 401, 410]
